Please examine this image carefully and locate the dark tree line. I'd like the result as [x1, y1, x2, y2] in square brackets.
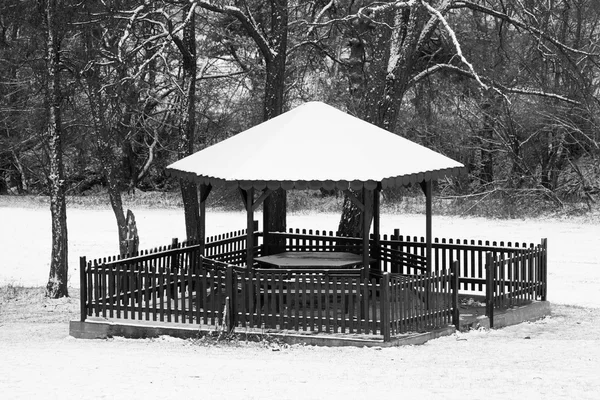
[1, 0, 599, 297]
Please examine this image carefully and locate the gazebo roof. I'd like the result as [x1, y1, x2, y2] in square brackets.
[166, 101, 464, 190]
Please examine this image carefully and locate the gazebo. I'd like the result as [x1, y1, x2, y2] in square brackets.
[73, 101, 548, 341]
[166, 101, 465, 274]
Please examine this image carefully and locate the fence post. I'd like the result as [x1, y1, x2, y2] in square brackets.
[485, 252, 494, 328]
[541, 238, 547, 301]
[79, 256, 87, 322]
[450, 260, 460, 330]
[392, 229, 400, 274]
[170, 237, 179, 268]
[253, 220, 259, 258]
[226, 265, 235, 331]
[381, 272, 390, 342]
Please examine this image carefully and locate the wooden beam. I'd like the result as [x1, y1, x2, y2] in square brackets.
[252, 188, 273, 211]
[238, 187, 248, 212]
[199, 183, 212, 203]
[343, 189, 365, 211]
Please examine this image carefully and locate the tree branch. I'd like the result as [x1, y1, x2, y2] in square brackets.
[197, 1, 275, 62]
[117, 4, 147, 63]
[409, 63, 581, 105]
[420, 0, 489, 91]
[455, 0, 600, 57]
[307, 0, 336, 36]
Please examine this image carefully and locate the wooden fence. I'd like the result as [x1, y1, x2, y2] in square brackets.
[485, 240, 547, 327]
[394, 233, 545, 293]
[204, 221, 259, 265]
[384, 261, 459, 339]
[79, 226, 546, 339]
[232, 267, 383, 335]
[79, 230, 460, 339]
[269, 228, 546, 295]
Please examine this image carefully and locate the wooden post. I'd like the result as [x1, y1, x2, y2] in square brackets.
[420, 180, 433, 274]
[541, 238, 547, 301]
[199, 184, 212, 254]
[392, 228, 400, 274]
[253, 220, 259, 257]
[362, 188, 373, 278]
[80, 256, 87, 322]
[485, 252, 494, 328]
[381, 272, 391, 341]
[373, 186, 381, 271]
[263, 192, 270, 256]
[245, 188, 255, 268]
[450, 260, 460, 330]
[170, 237, 179, 269]
[226, 265, 235, 331]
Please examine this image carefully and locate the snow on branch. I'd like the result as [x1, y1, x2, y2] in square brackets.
[420, 0, 489, 92]
[307, 0, 335, 36]
[197, 1, 276, 62]
[117, 4, 147, 63]
[417, 0, 453, 51]
[409, 63, 581, 106]
[358, 0, 417, 19]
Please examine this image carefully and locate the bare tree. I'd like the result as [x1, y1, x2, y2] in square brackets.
[303, 0, 598, 232]
[43, 0, 68, 298]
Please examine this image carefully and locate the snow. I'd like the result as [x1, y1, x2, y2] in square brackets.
[1, 204, 599, 399]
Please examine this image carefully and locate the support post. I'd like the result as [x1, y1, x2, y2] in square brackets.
[420, 180, 433, 274]
[259, 189, 275, 256]
[373, 186, 381, 271]
[245, 188, 255, 268]
[199, 184, 212, 254]
[362, 188, 373, 278]
[80, 256, 87, 322]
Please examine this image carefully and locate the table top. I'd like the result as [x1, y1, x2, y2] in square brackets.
[255, 251, 364, 269]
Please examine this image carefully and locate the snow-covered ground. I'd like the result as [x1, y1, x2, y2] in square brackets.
[1, 204, 599, 399]
[1, 206, 598, 308]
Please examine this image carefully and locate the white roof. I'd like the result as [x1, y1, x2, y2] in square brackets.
[166, 101, 464, 190]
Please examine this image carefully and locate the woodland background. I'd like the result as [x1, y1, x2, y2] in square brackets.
[1, 1, 600, 296]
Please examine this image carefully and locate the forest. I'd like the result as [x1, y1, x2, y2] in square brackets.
[1, 0, 600, 296]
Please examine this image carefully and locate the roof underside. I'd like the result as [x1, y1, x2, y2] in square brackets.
[166, 102, 465, 190]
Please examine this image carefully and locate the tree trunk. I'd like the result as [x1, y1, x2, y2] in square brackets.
[339, 5, 427, 237]
[176, 6, 201, 242]
[337, 189, 363, 238]
[262, 0, 288, 253]
[105, 171, 139, 256]
[44, 0, 68, 298]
